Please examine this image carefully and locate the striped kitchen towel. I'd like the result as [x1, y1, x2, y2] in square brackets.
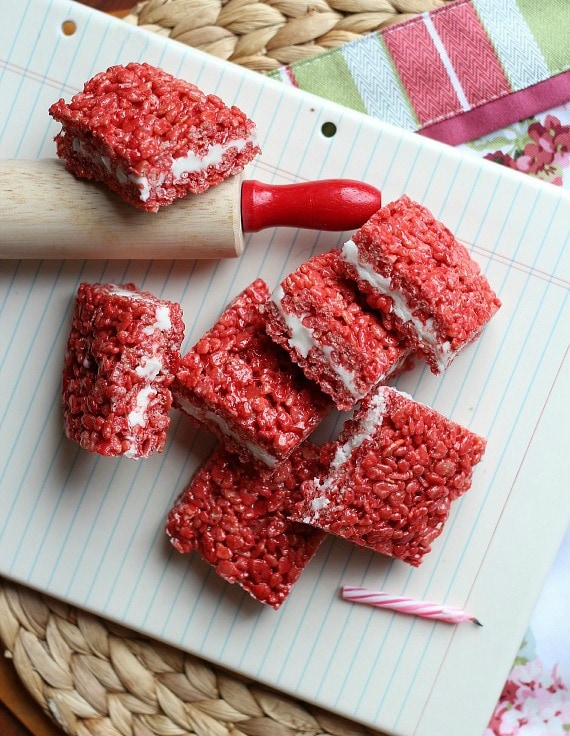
[269, 0, 570, 146]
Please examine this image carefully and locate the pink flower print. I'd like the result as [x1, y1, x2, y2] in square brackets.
[486, 657, 570, 735]
[517, 116, 570, 182]
[528, 116, 570, 166]
[482, 115, 570, 186]
[485, 150, 517, 168]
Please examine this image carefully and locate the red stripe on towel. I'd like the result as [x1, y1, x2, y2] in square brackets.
[432, 2, 511, 106]
[383, 18, 462, 125]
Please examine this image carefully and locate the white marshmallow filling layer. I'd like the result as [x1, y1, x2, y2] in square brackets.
[341, 239, 452, 371]
[176, 396, 278, 468]
[100, 285, 173, 457]
[269, 286, 363, 401]
[303, 388, 389, 522]
[72, 135, 255, 202]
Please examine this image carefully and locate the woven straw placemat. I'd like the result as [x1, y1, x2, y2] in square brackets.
[123, 0, 449, 71]
[1, 2, 446, 735]
[0, 578, 385, 735]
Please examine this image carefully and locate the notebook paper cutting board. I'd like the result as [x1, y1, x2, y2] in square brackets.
[1, 2, 569, 735]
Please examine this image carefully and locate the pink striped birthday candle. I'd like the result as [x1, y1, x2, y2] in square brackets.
[341, 587, 482, 625]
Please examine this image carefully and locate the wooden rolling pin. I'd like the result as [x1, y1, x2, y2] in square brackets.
[0, 159, 381, 259]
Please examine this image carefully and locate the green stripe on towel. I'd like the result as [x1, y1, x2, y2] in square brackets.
[287, 53, 368, 115]
[515, 0, 570, 73]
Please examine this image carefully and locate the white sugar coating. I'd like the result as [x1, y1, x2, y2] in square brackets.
[341, 239, 452, 370]
[176, 396, 278, 467]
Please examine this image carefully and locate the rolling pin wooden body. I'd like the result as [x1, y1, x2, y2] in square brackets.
[0, 159, 382, 259]
[0, 159, 243, 259]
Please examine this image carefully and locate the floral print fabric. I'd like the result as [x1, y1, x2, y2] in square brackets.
[463, 102, 570, 189]
[485, 648, 570, 735]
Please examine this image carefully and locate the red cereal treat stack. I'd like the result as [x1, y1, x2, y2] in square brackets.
[263, 250, 411, 411]
[338, 196, 501, 373]
[173, 279, 332, 469]
[63, 283, 185, 459]
[166, 442, 326, 609]
[289, 386, 486, 566]
[49, 62, 261, 212]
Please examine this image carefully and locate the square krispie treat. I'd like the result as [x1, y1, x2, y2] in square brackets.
[49, 62, 260, 212]
[290, 386, 486, 566]
[338, 196, 501, 373]
[166, 442, 326, 609]
[263, 250, 411, 411]
[173, 279, 332, 469]
[62, 283, 185, 459]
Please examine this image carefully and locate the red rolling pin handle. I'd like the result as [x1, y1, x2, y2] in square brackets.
[241, 179, 381, 233]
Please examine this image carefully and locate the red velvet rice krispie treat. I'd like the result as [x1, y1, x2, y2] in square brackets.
[166, 442, 326, 609]
[338, 196, 501, 373]
[49, 62, 261, 212]
[173, 279, 332, 469]
[263, 250, 411, 411]
[62, 282, 185, 459]
[289, 385, 486, 566]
